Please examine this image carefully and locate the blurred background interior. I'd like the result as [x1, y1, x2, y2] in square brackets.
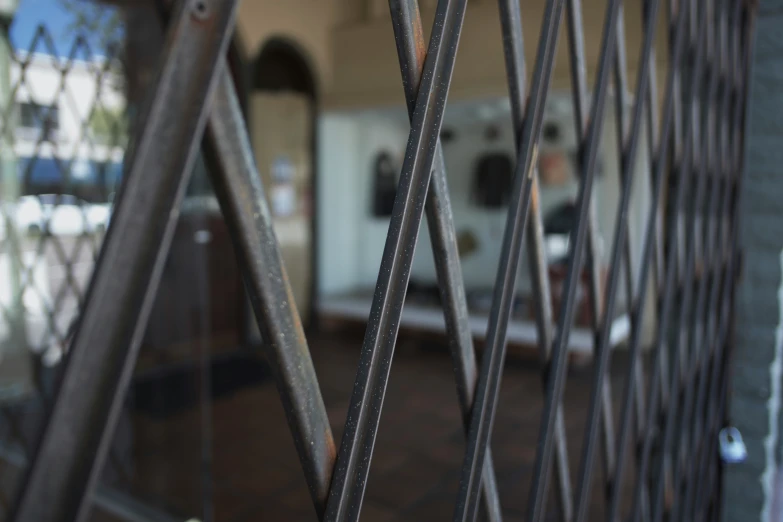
[0, 0, 685, 520]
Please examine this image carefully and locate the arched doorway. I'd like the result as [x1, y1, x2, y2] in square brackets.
[247, 38, 318, 336]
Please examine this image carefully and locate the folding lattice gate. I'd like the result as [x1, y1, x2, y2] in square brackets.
[5, 0, 755, 520]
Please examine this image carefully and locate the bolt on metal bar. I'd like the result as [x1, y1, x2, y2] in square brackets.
[387, 1, 502, 520]
[201, 74, 336, 517]
[451, 2, 567, 520]
[691, 244, 736, 519]
[324, 1, 468, 519]
[676, 184, 732, 521]
[628, 6, 710, 520]
[571, 0, 665, 516]
[700, 365, 730, 518]
[686, 221, 734, 521]
[495, 0, 573, 519]
[526, 0, 624, 519]
[10, 1, 239, 521]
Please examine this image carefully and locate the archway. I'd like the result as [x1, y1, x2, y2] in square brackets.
[247, 38, 319, 335]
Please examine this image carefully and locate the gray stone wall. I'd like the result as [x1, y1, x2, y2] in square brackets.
[724, 3, 783, 520]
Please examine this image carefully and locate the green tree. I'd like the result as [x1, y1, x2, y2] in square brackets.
[59, 0, 124, 59]
[88, 105, 127, 146]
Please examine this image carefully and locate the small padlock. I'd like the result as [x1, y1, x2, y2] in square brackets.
[719, 426, 747, 464]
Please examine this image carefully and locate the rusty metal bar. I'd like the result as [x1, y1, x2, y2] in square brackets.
[629, 4, 710, 519]
[452, 1, 566, 519]
[527, 0, 623, 518]
[496, 0, 573, 518]
[571, 0, 663, 517]
[202, 74, 336, 517]
[324, 0, 468, 519]
[10, 1, 238, 520]
[387, 1, 502, 520]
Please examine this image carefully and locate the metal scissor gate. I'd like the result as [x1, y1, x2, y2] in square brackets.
[7, 0, 755, 520]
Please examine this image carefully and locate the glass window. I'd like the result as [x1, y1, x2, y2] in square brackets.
[17, 101, 60, 140]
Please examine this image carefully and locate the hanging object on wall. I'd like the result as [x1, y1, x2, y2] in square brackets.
[570, 150, 604, 179]
[271, 184, 297, 217]
[456, 229, 479, 258]
[440, 127, 456, 144]
[472, 152, 513, 208]
[484, 124, 501, 142]
[542, 121, 562, 146]
[271, 155, 295, 182]
[539, 151, 571, 186]
[270, 155, 297, 217]
[372, 151, 398, 217]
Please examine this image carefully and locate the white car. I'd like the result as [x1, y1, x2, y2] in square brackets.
[13, 194, 111, 236]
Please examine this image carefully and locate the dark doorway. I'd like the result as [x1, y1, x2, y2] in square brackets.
[244, 38, 319, 344]
[254, 39, 316, 95]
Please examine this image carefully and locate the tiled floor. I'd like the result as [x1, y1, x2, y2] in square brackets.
[119, 332, 640, 521]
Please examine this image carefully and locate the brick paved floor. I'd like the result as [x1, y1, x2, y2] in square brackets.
[116, 332, 638, 521]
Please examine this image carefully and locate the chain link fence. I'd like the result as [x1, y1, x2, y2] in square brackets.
[0, 4, 128, 518]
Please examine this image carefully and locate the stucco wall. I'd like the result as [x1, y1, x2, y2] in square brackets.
[725, 3, 782, 521]
[235, 0, 343, 93]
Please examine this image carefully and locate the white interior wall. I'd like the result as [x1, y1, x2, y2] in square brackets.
[353, 116, 409, 287]
[317, 114, 363, 295]
[408, 120, 579, 294]
[317, 96, 656, 344]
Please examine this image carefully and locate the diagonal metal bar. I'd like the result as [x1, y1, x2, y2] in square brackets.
[387, 1, 502, 520]
[680, 11, 748, 521]
[690, 235, 736, 519]
[605, 1, 669, 518]
[10, 1, 238, 520]
[201, 74, 336, 518]
[689, 6, 754, 517]
[324, 1, 468, 519]
[677, 181, 732, 522]
[571, 0, 664, 518]
[616, 0, 658, 462]
[0, 442, 182, 522]
[693, 0, 742, 464]
[628, 6, 710, 520]
[647, 6, 722, 520]
[496, 0, 573, 519]
[682, 41, 733, 498]
[564, 0, 618, 492]
[648, 1, 689, 503]
[668, 3, 735, 519]
[646, 1, 664, 311]
[672, 0, 738, 512]
[526, 0, 624, 519]
[649, 0, 684, 427]
[451, 2, 567, 520]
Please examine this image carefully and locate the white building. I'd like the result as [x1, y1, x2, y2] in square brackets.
[0, 51, 126, 375]
[9, 51, 126, 197]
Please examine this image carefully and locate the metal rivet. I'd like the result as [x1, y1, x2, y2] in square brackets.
[192, 0, 209, 20]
